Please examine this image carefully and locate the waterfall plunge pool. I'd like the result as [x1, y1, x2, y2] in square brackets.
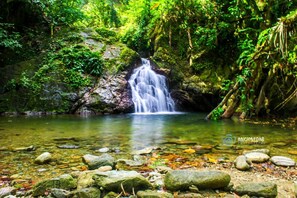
[0, 113, 296, 182]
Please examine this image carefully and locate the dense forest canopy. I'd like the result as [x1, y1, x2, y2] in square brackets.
[0, 0, 296, 118]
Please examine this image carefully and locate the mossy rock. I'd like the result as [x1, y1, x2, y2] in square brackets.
[32, 174, 77, 196]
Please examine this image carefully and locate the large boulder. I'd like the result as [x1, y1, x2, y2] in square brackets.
[164, 170, 230, 191]
[32, 174, 77, 197]
[234, 182, 277, 198]
[82, 154, 115, 170]
[93, 170, 152, 193]
[74, 72, 134, 114]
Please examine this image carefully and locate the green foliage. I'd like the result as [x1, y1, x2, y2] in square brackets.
[211, 107, 224, 120]
[0, 22, 22, 50]
[56, 45, 104, 76]
[35, 0, 85, 26]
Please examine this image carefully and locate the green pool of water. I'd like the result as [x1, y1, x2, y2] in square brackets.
[0, 113, 296, 181]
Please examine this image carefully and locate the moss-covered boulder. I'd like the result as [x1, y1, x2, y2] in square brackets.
[93, 170, 152, 193]
[164, 170, 230, 191]
[234, 182, 277, 198]
[32, 174, 77, 197]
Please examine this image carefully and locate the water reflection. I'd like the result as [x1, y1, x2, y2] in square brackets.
[130, 115, 165, 149]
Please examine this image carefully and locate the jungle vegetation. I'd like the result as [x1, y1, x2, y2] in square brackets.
[0, 0, 296, 119]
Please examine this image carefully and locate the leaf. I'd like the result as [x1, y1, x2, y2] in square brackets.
[184, 148, 196, 154]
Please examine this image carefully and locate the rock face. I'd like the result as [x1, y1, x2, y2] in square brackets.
[270, 156, 296, 167]
[34, 152, 52, 164]
[234, 182, 277, 198]
[93, 170, 152, 193]
[244, 152, 270, 163]
[82, 154, 115, 170]
[164, 170, 231, 191]
[32, 174, 77, 196]
[235, 155, 251, 171]
[74, 72, 134, 114]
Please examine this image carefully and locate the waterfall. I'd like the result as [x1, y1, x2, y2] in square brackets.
[128, 58, 175, 113]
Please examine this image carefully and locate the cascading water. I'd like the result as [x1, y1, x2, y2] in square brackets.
[128, 58, 175, 113]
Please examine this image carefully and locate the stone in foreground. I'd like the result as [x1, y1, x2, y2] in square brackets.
[82, 154, 115, 170]
[70, 187, 101, 198]
[93, 170, 152, 193]
[244, 152, 270, 163]
[137, 190, 173, 198]
[234, 182, 277, 198]
[235, 155, 251, 171]
[270, 156, 295, 167]
[34, 152, 52, 164]
[164, 170, 230, 191]
[32, 174, 77, 196]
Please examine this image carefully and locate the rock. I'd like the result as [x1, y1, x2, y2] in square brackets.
[235, 155, 251, 171]
[137, 190, 173, 198]
[131, 146, 158, 155]
[97, 147, 109, 153]
[98, 165, 112, 172]
[155, 166, 172, 174]
[32, 174, 77, 196]
[270, 156, 296, 167]
[82, 154, 115, 170]
[117, 159, 144, 167]
[234, 182, 277, 198]
[35, 152, 52, 164]
[243, 149, 270, 155]
[164, 170, 231, 191]
[77, 170, 103, 189]
[50, 188, 70, 198]
[103, 192, 118, 198]
[244, 152, 270, 163]
[13, 145, 35, 151]
[93, 170, 152, 193]
[0, 187, 16, 198]
[176, 193, 203, 198]
[71, 187, 101, 198]
[57, 145, 80, 149]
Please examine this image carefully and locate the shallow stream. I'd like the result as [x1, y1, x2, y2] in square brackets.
[0, 113, 296, 182]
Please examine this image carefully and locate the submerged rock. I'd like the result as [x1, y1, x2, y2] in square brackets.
[234, 182, 277, 198]
[13, 145, 35, 152]
[164, 170, 230, 191]
[34, 152, 52, 164]
[270, 156, 296, 167]
[117, 159, 144, 167]
[93, 170, 152, 193]
[137, 190, 173, 198]
[97, 147, 109, 153]
[235, 155, 251, 171]
[82, 154, 115, 170]
[57, 145, 80, 149]
[244, 152, 270, 163]
[32, 174, 77, 196]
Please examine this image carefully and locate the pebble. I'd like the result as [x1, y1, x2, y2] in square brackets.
[235, 155, 251, 171]
[97, 147, 109, 153]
